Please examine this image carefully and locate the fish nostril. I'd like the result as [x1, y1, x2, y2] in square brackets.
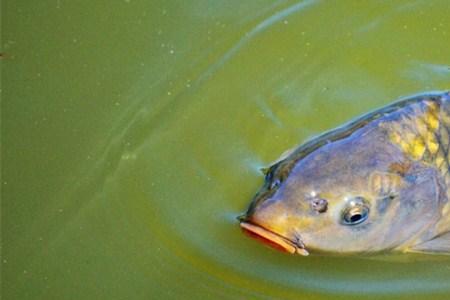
[310, 198, 328, 213]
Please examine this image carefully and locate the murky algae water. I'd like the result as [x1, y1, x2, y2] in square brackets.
[3, 1, 450, 299]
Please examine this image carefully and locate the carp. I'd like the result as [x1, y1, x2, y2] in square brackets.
[240, 91, 450, 256]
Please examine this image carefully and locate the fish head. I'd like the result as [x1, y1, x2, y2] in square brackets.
[240, 126, 444, 255]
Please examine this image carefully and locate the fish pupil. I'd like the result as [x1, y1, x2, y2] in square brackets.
[350, 214, 362, 223]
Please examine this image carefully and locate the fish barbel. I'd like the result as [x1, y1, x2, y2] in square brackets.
[240, 91, 450, 256]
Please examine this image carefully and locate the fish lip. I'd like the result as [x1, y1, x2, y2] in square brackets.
[239, 221, 309, 256]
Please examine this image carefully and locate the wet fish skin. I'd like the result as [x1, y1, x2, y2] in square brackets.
[241, 91, 450, 255]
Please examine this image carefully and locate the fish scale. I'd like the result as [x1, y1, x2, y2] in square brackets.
[381, 94, 450, 246]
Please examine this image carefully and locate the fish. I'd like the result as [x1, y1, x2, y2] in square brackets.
[239, 91, 450, 256]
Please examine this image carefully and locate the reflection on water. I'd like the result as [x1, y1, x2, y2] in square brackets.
[3, 0, 450, 299]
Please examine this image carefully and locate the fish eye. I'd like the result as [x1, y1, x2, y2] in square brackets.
[341, 198, 370, 225]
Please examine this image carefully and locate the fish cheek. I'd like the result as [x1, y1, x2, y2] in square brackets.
[367, 170, 409, 221]
[384, 167, 443, 247]
[376, 195, 396, 215]
[368, 171, 405, 197]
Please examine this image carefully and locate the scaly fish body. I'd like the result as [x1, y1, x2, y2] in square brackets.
[240, 92, 450, 256]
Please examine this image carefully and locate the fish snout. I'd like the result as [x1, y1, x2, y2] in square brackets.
[239, 220, 309, 256]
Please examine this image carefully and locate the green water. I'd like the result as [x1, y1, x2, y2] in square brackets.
[3, 1, 450, 299]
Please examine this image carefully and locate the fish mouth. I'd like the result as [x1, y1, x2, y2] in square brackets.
[239, 221, 309, 256]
